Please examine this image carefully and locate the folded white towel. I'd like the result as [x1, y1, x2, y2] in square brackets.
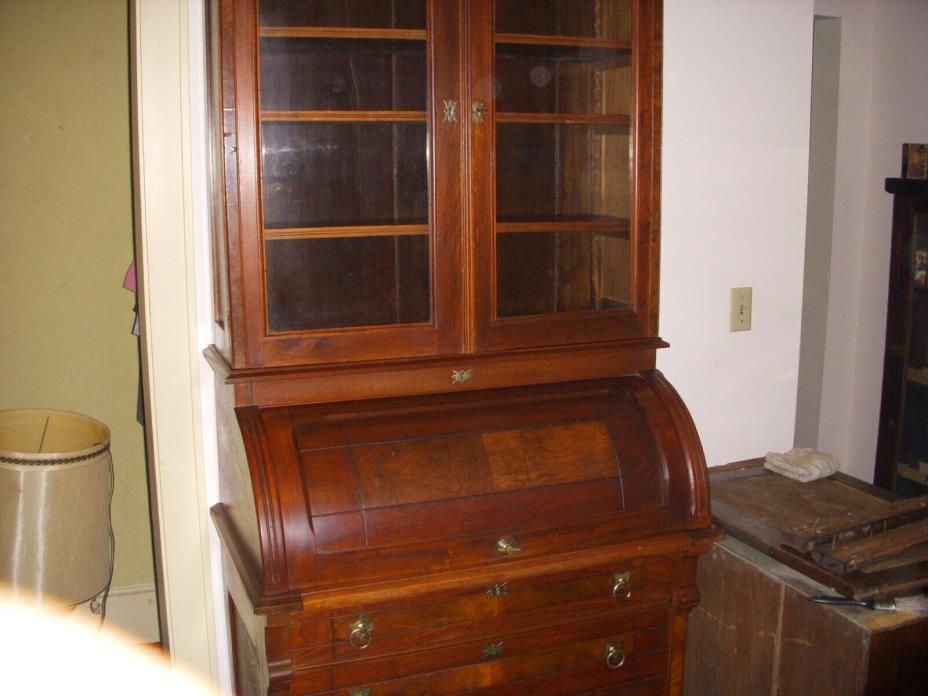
[764, 448, 839, 482]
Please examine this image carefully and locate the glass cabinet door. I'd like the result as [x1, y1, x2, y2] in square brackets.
[472, 0, 656, 351]
[230, 0, 464, 367]
[258, 1, 430, 332]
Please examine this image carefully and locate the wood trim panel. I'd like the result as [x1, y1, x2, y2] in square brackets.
[206, 340, 663, 407]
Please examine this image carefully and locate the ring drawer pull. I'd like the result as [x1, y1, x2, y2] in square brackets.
[495, 536, 521, 556]
[348, 614, 374, 650]
[612, 571, 632, 600]
[604, 640, 626, 669]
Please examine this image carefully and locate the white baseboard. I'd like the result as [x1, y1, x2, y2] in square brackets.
[72, 583, 160, 643]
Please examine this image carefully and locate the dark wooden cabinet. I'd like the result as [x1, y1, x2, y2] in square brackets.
[875, 178, 928, 493]
[206, 2, 714, 694]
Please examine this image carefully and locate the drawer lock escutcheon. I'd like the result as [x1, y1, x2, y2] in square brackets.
[495, 536, 521, 556]
[486, 582, 509, 598]
[348, 614, 374, 650]
[451, 368, 473, 384]
[604, 640, 626, 669]
[612, 571, 632, 600]
[483, 641, 505, 659]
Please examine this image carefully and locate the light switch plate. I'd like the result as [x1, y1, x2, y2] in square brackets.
[730, 287, 752, 332]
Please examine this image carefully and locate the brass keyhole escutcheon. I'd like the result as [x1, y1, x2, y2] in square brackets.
[442, 99, 458, 123]
[486, 582, 508, 598]
[452, 368, 473, 384]
[472, 101, 487, 123]
[495, 536, 521, 556]
[483, 641, 504, 659]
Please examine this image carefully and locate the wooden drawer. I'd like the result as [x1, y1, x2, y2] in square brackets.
[290, 560, 674, 669]
[476, 673, 666, 696]
[296, 612, 669, 695]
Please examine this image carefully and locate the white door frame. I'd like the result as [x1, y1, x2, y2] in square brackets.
[130, 0, 230, 692]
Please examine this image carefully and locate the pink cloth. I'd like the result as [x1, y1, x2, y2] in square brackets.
[123, 261, 137, 293]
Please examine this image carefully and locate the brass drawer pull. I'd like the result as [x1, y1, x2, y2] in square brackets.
[612, 571, 632, 600]
[348, 614, 374, 650]
[452, 368, 473, 384]
[495, 536, 521, 556]
[486, 582, 508, 598]
[604, 640, 626, 669]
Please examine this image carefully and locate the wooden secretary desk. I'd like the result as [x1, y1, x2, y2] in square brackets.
[204, 1, 715, 694]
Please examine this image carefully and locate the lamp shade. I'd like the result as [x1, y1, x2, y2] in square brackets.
[0, 410, 113, 607]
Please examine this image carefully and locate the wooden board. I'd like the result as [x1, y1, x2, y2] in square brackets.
[710, 459, 928, 599]
[812, 521, 928, 574]
[711, 460, 928, 551]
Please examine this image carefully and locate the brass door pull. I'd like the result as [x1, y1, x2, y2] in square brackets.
[612, 571, 632, 600]
[604, 640, 626, 669]
[348, 614, 374, 650]
[495, 536, 521, 556]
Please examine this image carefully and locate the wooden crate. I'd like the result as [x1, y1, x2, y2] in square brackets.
[685, 537, 928, 696]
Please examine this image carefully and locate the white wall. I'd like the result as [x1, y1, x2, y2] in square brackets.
[132, 0, 228, 689]
[815, 0, 928, 482]
[658, 0, 815, 467]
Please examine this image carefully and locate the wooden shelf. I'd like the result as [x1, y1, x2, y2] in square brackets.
[259, 26, 426, 41]
[496, 112, 630, 126]
[496, 42, 631, 67]
[496, 217, 630, 235]
[264, 223, 428, 240]
[495, 33, 631, 51]
[908, 366, 928, 387]
[261, 110, 426, 122]
[897, 462, 928, 486]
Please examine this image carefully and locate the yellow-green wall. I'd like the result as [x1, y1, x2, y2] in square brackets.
[0, 0, 154, 588]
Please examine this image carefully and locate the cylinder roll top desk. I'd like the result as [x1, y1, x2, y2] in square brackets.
[204, 1, 715, 693]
